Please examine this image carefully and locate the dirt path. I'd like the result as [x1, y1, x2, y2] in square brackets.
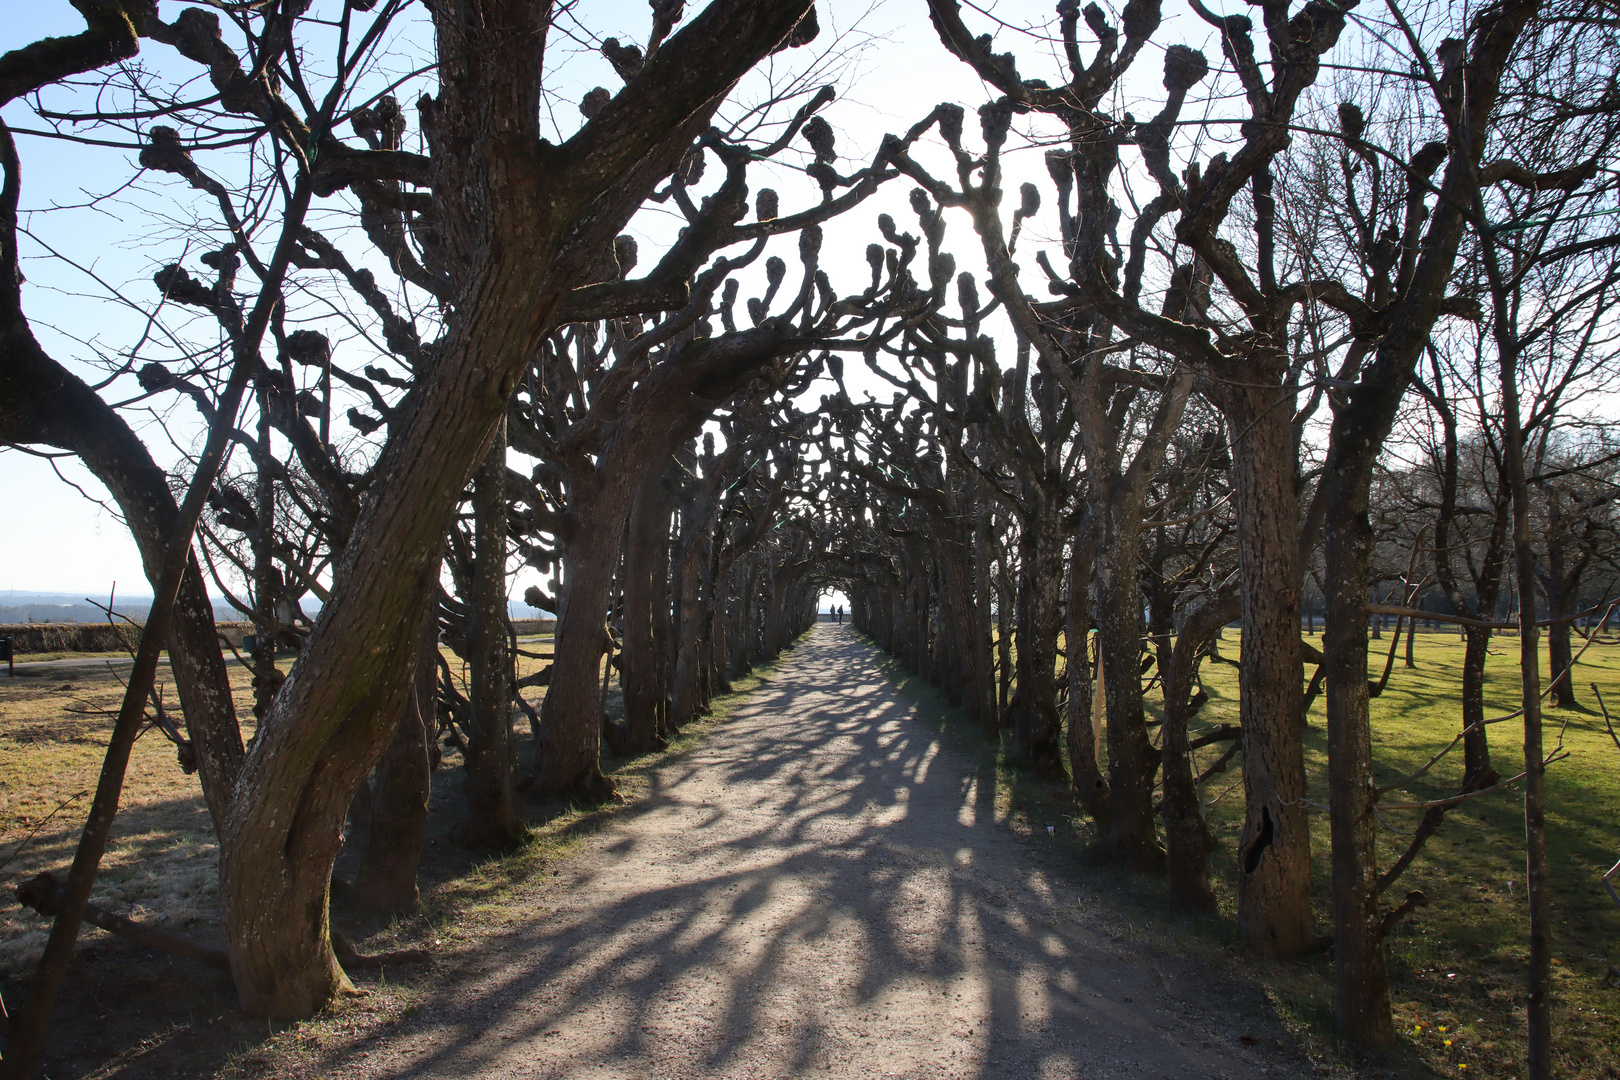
[294, 625, 1306, 1080]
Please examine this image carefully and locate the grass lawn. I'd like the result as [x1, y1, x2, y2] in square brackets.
[2, 622, 1614, 1077]
[1198, 626, 1620, 1080]
[0, 636, 565, 976]
[0, 624, 784, 1077]
[891, 624, 1620, 1079]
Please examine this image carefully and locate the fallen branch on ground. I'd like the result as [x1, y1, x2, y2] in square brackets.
[1195, 740, 1241, 785]
[1378, 889, 1428, 938]
[17, 872, 228, 970]
[1188, 723, 1241, 750]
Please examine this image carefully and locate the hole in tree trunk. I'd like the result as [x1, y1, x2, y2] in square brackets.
[1241, 805, 1275, 875]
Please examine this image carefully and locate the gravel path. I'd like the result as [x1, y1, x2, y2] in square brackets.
[312, 624, 1307, 1080]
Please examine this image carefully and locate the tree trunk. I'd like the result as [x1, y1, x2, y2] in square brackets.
[1090, 495, 1161, 870]
[1494, 238, 1555, 1080]
[535, 480, 629, 798]
[1543, 518, 1577, 708]
[1161, 601, 1231, 911]
[649, 478, 674, 741]
[1227, 390, 1316, 957]
[460, 426, 525, 846]
[251, 383, 284, 718]
[708, 557, 731, 695]
[1460, 625, 1499, 784]
[1006, 506, 1066, 779]
[765, 560, 788, 665]
[354, 612, 437, 913]
[1065, 517, 1110, 826]
[973, 499, 998, 734]
[669, 507, 711, 727]
[995, 559, 1014, 721]
[217, 329, 526, 1019]
[1322, 467, 1395, 1047]
[622, 465, 670, 752]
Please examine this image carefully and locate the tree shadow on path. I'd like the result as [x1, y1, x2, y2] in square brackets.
[286, 625, 1304, 1080]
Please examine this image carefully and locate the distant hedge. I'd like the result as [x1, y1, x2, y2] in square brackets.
[0, 622, 252, 655]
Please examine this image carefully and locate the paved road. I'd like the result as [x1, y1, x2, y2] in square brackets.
[279, 624, 1305, 1080]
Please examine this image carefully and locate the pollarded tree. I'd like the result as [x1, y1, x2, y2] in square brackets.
[209, 0, 835, 1020]
[828, 340, 1000, 736]
[506, 179, 944, 794]
[922, 0, 1352, 948]
[840, 182, 1087, 780]
[3, 0, 856, 1023]
[882, 102, 1196, 869]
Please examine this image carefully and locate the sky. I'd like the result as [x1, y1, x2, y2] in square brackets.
[0, 0, 1316, 607]
[0, 0, 1076, 601]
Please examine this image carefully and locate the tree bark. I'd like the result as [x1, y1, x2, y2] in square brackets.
[622, 465, 669, 752]
[669, 492, 712, 728]
[1090, 492, 1162, 870]
[460, 424, 525, 846]
[1161, 600, 1232, 911]
[1323, 470, 1395, 1047]
[1460, 625, 1500, 784]
[1542, 503, 1577, 708]
[536, 470, 631, 798]
[1227, 386, 1315, 956]
[1065, 517, 1110, 826]
[1006, 504, 1066, 779]
[354, 612, 437, 913]
[973, 497, 998, 735]
[251, 383, 283, 718]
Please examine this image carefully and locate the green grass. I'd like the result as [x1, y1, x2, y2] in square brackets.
[1208, 627, 1620, 1080]
[878, 626, 1620, 1080]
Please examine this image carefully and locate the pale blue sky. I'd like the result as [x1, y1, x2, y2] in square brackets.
[0, 0, 1220, 601]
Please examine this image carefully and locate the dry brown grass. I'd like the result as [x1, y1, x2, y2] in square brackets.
[0, 637, 569, 979]
[0, 660, 258, 977]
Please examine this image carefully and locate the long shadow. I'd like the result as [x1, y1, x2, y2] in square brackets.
[0, 789, 246, 1080]
[299, 625, 1291, 1080]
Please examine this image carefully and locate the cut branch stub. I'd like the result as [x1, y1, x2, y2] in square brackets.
[1162, 45, 1209, 95]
